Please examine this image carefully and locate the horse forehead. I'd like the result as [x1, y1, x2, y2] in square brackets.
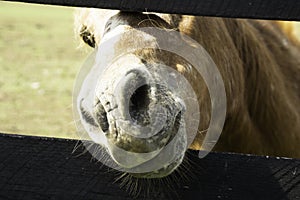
[100, 11, 169, 31]
[93, 9, 120, 38]
[143, 13, 172, 24]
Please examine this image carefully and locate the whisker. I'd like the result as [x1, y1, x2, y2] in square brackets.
[72, 140, 83, 153]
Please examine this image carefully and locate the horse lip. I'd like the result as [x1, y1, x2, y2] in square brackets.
[129, 156, 183, 178]
[105, 109, 183, 153]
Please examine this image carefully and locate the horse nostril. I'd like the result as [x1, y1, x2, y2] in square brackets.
[94, 101, 109, 132]
[129, 84, 152, 126]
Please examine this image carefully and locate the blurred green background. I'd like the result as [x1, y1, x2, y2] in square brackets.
[0, 2, 90, 138]
[0, 2, 299, 139]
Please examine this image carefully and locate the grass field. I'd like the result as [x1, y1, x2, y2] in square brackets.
[0, 2, 90, 138]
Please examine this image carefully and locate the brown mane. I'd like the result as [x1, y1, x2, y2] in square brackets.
[179, 17, 300, 157]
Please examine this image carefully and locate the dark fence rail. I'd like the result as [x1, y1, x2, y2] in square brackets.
[6, 0, 300, 21]
[0, 133, 299, 200]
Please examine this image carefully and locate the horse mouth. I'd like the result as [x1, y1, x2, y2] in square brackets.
[93, 74, 186, 177]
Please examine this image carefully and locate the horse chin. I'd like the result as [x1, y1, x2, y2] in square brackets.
[129, 156, 183, 179]
[104, 131, 186, 179]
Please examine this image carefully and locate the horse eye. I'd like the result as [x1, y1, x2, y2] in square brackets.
[82, 35, 96, 48]
[79, 26, 96, 48]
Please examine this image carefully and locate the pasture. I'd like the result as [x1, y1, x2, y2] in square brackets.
[0, 2, 89, 138]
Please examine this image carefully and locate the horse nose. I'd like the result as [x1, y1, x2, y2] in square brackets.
[95, 67, 155, 132]
[129, 83, 152, 126]
[115, 68, 155, 126]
